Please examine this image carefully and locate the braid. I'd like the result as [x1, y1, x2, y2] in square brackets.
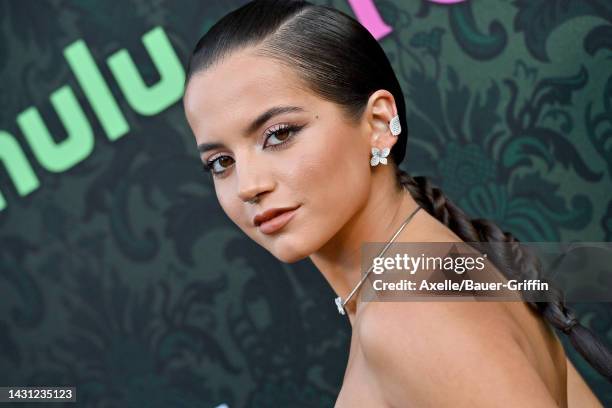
[396, 168, 612, 381]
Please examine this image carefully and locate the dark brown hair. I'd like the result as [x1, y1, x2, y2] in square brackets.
[184, 0, 612, 381]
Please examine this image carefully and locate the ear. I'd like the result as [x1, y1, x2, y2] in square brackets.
[364, 90, 399, 151]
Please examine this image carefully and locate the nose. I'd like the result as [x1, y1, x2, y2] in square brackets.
[236, 161, 273, 204]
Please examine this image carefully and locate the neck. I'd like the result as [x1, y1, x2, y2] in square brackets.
[309, 174, 420, 327]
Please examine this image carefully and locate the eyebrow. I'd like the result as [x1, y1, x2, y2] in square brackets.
[197, 105, 306, 154]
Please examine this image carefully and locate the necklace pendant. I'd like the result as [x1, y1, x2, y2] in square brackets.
[334, 296, 346, 315]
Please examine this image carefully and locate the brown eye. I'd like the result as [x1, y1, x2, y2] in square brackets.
[205, 155, 235, 176]
[218, 156, 233, 168]
[274, 128, 291, 141]
[263, 124, 303, 149]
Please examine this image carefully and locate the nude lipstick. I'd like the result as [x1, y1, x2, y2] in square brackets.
[253, 206, 299, 235]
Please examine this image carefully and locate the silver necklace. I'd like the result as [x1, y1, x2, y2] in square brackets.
[334, 205, 421, 315]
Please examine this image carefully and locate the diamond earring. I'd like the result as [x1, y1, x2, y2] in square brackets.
[389, 115, 401, 136]
[370, 147, 390, 166]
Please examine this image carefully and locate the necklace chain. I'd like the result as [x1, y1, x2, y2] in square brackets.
[334, 205, 421, 315]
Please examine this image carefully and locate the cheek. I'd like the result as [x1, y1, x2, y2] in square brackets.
[287, 125, 371, 237]
[209, 123, 372, 260]
[302, 125, 370, 198]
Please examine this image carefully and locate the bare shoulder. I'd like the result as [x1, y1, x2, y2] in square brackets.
[566, 357, 604, 408]
[356, 301, 559, 407]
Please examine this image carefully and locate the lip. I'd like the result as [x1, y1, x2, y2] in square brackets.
[253, 206, 300, 235]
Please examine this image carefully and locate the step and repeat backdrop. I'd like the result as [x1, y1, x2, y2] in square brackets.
[1, 0, 611, 406]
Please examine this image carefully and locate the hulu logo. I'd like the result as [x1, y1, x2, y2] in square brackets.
[0, 0, 467, 212]
[0, 26, 185, 212]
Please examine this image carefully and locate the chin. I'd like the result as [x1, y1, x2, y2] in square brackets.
[276, 251, 310, 264]
[268, 237, 313, 264]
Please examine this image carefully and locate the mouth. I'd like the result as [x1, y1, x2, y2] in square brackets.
[254, 206, 300, 235]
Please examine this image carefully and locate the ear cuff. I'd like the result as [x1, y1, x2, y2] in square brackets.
[370, 115, 401, 167]
[389, 114, 401, 136]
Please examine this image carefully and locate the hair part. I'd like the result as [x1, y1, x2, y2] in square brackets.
[184, 0, 408, 166]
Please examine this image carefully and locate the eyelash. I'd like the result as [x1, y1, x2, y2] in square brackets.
[202, 123, 303, 177]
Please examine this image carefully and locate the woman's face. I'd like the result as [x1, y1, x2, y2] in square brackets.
[183, 49, 374, 263]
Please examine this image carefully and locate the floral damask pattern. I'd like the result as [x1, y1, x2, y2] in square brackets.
[0, 0, 611, 406]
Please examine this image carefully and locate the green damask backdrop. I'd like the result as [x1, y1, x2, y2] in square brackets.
[1, 0, 611, 406]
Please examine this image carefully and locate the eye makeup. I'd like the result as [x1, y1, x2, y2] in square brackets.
[202, 123, 305, 177]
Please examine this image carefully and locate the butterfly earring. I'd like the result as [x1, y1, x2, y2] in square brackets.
[370, 115, 401, 167]
[370, 146, 390, 166]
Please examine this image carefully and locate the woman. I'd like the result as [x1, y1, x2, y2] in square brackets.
[182, 0, 611, 406]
